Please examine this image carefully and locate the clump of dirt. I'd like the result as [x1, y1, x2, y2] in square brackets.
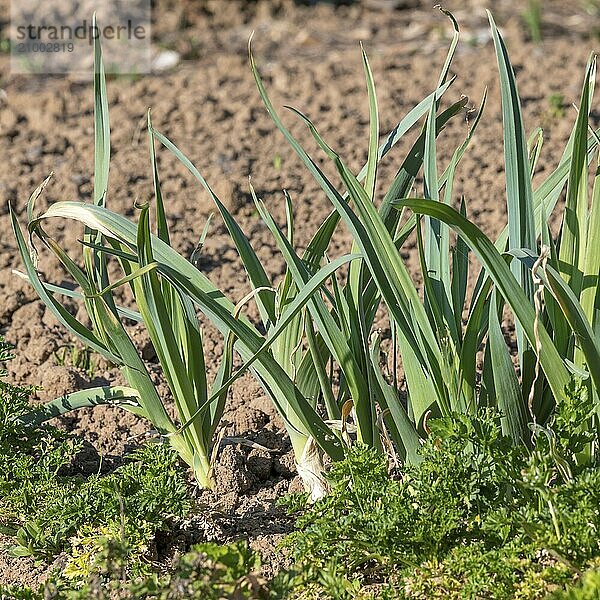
[0, 0, 598, 587]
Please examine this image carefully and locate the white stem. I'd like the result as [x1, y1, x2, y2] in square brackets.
[296, 436, 329, 501]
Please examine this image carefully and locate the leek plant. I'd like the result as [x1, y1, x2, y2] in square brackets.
[395, 14, 600, 461]
[249, 10, 600, 462]
[151, 11, 473, 471]
[10, 20, 237, 488]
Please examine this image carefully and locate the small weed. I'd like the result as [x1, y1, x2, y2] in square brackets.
[548, 92, 566, 119]
[552, 560, 600, 598]
[0, 336, 191, 578]
[280, 392, 600, 598]
[522, 0, 543, 43]
[1, 541, 266, 600]
[581, 0, 600, 16]
[53, 344, 98, 377]
[130, 541, 265, 599]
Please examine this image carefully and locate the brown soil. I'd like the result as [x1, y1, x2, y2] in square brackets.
[0, 0, 599, 589]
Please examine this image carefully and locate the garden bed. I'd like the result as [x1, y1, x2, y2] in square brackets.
[0, 0, 599, 597]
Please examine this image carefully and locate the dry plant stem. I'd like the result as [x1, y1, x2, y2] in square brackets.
[529, 245, 549, 429]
